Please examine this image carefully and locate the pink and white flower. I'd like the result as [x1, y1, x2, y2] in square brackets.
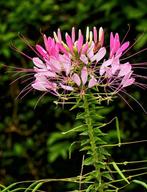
[15, 27, 147, 104]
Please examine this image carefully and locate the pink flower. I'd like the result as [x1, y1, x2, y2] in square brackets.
[15, 26, 147, 105]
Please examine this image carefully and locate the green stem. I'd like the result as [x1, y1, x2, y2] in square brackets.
[83, 96, 102, 188]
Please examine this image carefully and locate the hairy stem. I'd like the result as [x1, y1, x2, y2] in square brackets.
[83, 96, 102, 189]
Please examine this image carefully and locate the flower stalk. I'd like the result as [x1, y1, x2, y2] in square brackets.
[83, 96, 101, 180]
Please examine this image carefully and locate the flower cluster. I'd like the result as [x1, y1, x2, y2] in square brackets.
[19, 27, 141, 100]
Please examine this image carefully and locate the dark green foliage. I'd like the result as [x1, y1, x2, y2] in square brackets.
[0, 0, 147, 191]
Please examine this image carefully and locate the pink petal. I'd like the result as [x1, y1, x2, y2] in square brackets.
[60, 55, 71, 75]
[42, 71, 56, 77]
[43, 34, 49, 53]
[32, 82, 48, 91]
[77, 34, 84, 53]
[49, 57, 61, 72]
[116, 41, 130, 56]
[34, 67, 56, 77]
[81, 43, 89, 54]
[115, 33, 120, 51]
[88, 76, 97, 88]
[111, 62, 120, 75]
[60, 83, 74, 91]
[36, 45, 47, 57]
[105, 68, 112, 78]
[120, 72, 135, 88]
[72, 73, 81, 86]
[91, 47, 106, 62]
[99, 59, 112, 75]
[87, 42, 94, 59]
[58, 43, 68, 55]
[81, 66, 88, 85]
[32, 74, 49, 91]
[80, 54, 88, 64]
[33, 57, 45, 68]
[118, 62, 132, 77]
[122, 77, 135, 88]
[121, 41, 129, 52]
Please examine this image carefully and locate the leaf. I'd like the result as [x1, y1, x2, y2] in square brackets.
[62, 124, 84, 134]
[70, 98, 81, 110]
[69, 141, 78, 159]
[84, 157, 93, 166]
[103, 172, 113, 181]
[133, 180, 147, 189]
[32, 182, 43, 192]
[115, 117, 121, 147]
[112, 162, 130, 184]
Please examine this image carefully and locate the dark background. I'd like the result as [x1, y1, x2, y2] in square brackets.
[0, 0, 147, 191]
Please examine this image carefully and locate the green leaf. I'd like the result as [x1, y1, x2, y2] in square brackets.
[32, 182, 43, 192]
[112, 162, 130, 184]
[115, 117, 121, 147]
[84, 157, 93, 166]
[133, 180, 147, 189]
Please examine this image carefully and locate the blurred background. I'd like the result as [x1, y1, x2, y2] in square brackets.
[0, 0, 147, 191]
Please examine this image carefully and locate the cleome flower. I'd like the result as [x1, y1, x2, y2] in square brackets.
[14, 27, 147, 105]
[29, 27, 106, 96]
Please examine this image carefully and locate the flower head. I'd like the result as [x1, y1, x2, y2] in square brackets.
[15, 27, 147, 106]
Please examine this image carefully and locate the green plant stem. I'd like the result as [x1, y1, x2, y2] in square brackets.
[83, 96, 102, 190]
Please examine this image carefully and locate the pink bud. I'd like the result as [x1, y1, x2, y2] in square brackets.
[71, 27, 75, 43]
[93, 27, 97, 43]
[57, 28, 62, 42]
[99, 27, 104, 46]
[77, 34, 84, 53]
[65, 33, 73, 53]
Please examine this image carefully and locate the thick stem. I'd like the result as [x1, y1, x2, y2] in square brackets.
[83, 96, 102, 188]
